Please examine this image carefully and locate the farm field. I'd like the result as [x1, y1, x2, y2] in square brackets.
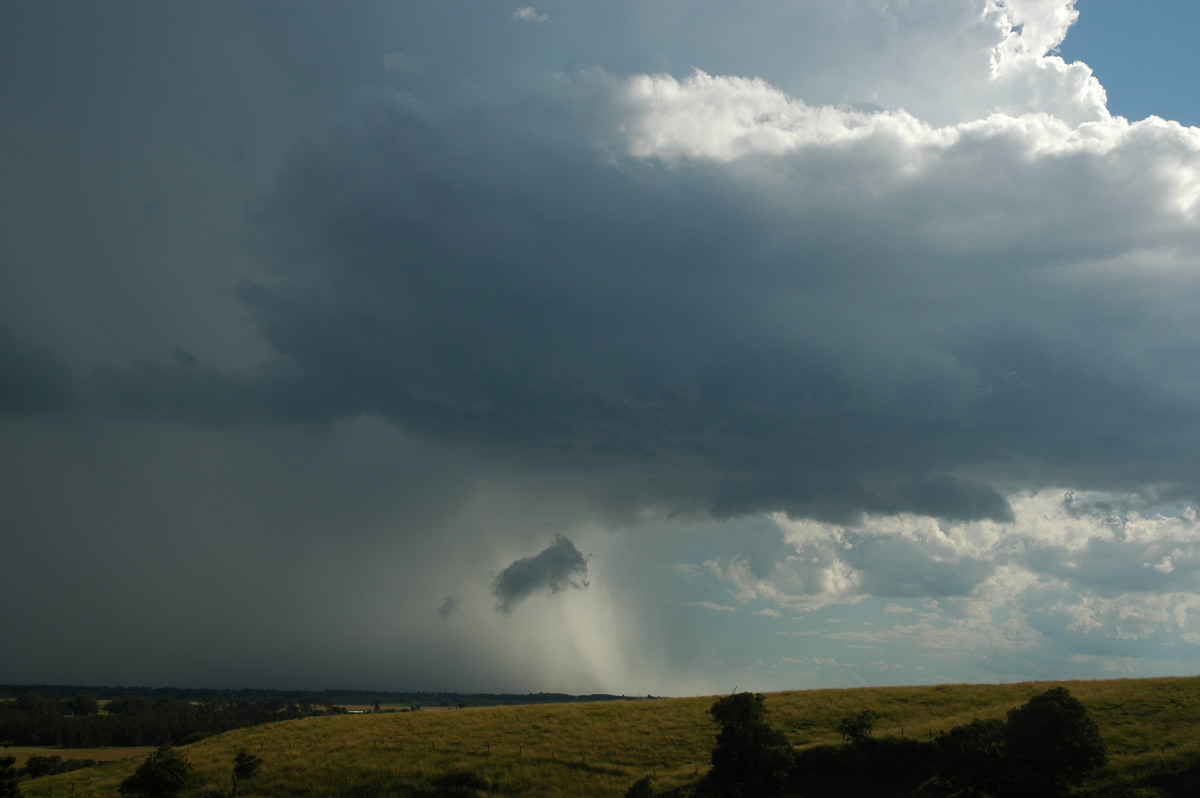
[20, 676, 1200, 797]
[5, 745, 156, 769]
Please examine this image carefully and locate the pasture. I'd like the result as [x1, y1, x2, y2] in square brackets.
[19, 676, 1200, 797]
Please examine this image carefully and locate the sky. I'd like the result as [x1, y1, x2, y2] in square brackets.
[1057, 1, 1200, 127]
[3, 0, 1200, 696]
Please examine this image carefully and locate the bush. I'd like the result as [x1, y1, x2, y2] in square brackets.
[793, 738, 935, 797]
[926, 687, 1106, 797]
[625, 776, 655, 797]
[837, 709, 880, 744]
[22, 755, 97, 778]
[118, 745, 194, 798]
[0, 755, 19, 798]
[417, 770, 489, 797]
[931, 717, 1007, 796]
[22, 755, 63, 778]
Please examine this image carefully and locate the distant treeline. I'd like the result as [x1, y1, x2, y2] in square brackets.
[0, 684, 652, 709]
[324, 690, 655, 708]
[0, 685, 333, 705]
[0, 691, 341, 747]
[0, 685, 652, 748]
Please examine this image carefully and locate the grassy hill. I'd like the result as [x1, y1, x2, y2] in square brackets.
[26, 676, 1200, 797]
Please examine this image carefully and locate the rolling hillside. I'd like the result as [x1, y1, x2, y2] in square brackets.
[26, 676, 1200, 797]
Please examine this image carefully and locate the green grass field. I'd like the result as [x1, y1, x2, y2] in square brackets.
[20, 676, 1200, 797]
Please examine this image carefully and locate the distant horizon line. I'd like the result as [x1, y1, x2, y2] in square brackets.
[0, 683, 666, 701]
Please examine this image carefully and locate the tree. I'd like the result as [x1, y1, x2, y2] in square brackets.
[12, 693, 53, 715]
[1002, 687, 1107, 796]
[706, 692, 795, 797]
[0, 756, 19, 798]
[836, 709, 880, 744]
[230, 749, 263, 798]
[66, 694, 99, 716]
[930, 718, 1006, 797]
[118, 745, 194, 798]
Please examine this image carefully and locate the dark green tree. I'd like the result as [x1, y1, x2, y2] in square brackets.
[0, 755, 19, 798]
[1002, 687, 1107, 796]
[706, 692, 795, 797]
[12, 693, 53, 715]
[22, 755, 64, 778]
[118, 745, 194, 798]
[930, 717, 1006, 797]
[230, 748, 264, 796]
[230, 749, 263, 798]
[66, 694, 99, 716]
[836, 709, 880, 744]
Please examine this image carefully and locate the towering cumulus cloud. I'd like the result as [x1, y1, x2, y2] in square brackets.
[214, 58, 1200, 525]
[4, 0, 1200, 692]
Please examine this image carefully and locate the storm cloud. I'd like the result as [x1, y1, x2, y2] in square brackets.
[108, 68, 1200, 526]
[5, 0, 1200, 693]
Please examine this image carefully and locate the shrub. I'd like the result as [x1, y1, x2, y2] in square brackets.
[23, 755, 98, 778]
[418, 770, 489, 797]
[931, 717, 1007, 796]
[624, 776, 654, 797]
[836, 709, 880, 744]
[118, 745, 194, 798]
[793, 738, 934, 797]
[926, 687, 1107, 797]
[0, 755, 19, 798]
[22, 755, 64, 778]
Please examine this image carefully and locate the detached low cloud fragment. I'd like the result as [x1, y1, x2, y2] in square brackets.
[492, 535, 589, 614]
[438, 596, 460, 618]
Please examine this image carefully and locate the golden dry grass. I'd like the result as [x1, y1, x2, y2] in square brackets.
[25, 675, 1200, 797]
